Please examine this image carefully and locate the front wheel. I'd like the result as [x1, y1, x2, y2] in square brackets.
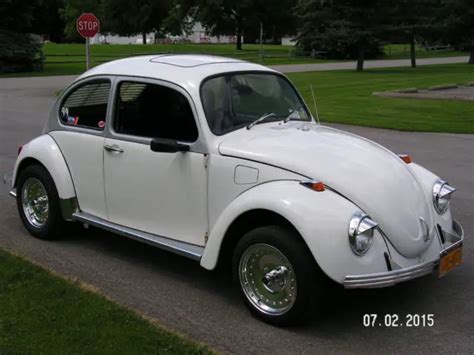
[233, 225, 324, 326]
[16, 164, 65, 239]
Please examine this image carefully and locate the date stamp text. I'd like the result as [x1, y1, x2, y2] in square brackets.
[362, 314, 434, 327]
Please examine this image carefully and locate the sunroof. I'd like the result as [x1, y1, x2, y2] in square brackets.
[149, 55, 241, 68]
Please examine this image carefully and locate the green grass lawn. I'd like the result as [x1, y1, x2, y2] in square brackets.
[288, 64, 474, 133]
[1, 42, 468, 77]
[0, 248, 212, 354]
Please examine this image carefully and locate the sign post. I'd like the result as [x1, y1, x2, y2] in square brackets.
[85, 38, 90, 69]
[76, 13, 100, 70]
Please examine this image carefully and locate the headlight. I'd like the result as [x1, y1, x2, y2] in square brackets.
[348, 211, 378, 256]
[432, 179, 456, 214]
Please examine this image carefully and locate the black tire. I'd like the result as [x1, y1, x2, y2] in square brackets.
[232, 225, 324, 326]
[16, 164, 65, 239]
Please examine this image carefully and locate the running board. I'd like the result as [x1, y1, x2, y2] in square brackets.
[72, 212, 204, 261]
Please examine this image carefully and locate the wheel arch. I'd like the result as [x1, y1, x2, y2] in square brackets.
[215, 208, 304, 270]
[13, 135, 78, 220]
[200, 180, 330, 271]
[14, 157, 45, 186]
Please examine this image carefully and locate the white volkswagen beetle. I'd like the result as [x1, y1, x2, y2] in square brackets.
[6, 55, 464, 325]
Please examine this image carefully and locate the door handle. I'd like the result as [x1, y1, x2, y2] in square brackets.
[104, 144, 124, 153]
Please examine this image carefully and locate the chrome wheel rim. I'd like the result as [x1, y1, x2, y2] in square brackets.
[22, 177, 49, 228]
[239, 243, 297, 316]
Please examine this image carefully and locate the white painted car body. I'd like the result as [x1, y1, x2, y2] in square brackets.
[9, 55, 463, 287]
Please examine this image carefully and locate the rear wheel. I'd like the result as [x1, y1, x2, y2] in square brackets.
[233, 225, 324, 326]
[16, 164, 65, 239]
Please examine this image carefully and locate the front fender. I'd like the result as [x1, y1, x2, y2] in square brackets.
[200, 180, 389, 283]
[408, 163, 456, 235]
[13, 134, 76, 200]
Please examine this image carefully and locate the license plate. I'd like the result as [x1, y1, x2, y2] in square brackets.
[439, 244, 463, 278]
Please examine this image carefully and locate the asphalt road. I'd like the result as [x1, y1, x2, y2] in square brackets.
[0, 76, 473, 354]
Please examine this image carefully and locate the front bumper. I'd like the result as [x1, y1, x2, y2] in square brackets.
[344, 220, 464, 288]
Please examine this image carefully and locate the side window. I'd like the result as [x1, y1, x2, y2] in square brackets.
[114, 81, 198, 142]
[60, 80, 110, 130]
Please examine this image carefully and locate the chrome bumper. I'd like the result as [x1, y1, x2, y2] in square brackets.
[344, 220, 464, 289]
[3, 171, 16, 198]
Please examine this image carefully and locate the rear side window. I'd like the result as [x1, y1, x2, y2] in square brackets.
[60, 80, 110, 130]
[114, 81, 198, 142]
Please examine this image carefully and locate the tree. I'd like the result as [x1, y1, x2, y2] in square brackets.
[0, 0, 38, 33]
[387, 0, 443, 68]
[296, 0, 388, 71]
[246, 0, 299, 44]
[103, 0, 171, 44]
[168, 0, 298, 50]
[31, 0, 66, 42]
[439, 0, 474, 64]
[169, 0, 255, 50]
[163, 3, 195, 36]
[0, 0, 43, 73]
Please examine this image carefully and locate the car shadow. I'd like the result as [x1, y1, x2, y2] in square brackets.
[58, 222, 463, 335]
[61, 223, 237, 298]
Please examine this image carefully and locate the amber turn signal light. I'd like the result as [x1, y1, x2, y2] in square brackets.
[300, 181, 325, 192]
[398, 154, 412, 164]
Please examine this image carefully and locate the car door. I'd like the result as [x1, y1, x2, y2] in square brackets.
[49, 78, 111, 219]
[103, 78, 208, 246]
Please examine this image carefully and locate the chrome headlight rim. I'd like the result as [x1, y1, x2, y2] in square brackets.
[348, 211, 378, 256]
[432, 179, 456, 215]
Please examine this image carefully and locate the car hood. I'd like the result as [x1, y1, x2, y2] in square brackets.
[218, 122, 435, 258]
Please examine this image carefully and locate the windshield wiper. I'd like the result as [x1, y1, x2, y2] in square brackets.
[246, 105, 306, 130]
[246, 112, 277, 130]
[283, 104, 304, 123]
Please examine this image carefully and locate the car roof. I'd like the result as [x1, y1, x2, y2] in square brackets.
[77, 54, 277, 86]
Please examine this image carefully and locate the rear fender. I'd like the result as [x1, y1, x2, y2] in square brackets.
[12, 134, 77, 219]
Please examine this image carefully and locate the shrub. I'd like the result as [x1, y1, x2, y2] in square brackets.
[0, 30, 44, 73]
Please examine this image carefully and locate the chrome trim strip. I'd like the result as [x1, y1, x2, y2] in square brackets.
[344, 260, 437, 288]
[344, 219, 464, 289]
[440, 240, 463, 258]
[9, 189, 17, 198]
[72, 212, 204, 261]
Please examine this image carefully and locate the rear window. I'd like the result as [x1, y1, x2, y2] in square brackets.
[59, 80, 110, 130]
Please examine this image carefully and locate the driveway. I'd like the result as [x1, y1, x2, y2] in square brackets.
[270, 56, 470, 73]
[1, 76, 473, 354]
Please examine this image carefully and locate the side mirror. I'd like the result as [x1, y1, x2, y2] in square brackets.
[150, 138, 190, 153]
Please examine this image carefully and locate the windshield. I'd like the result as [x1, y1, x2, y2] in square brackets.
[201, 72, 311, 135]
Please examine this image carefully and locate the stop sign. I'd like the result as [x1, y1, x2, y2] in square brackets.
[76, 13, 100, 38]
